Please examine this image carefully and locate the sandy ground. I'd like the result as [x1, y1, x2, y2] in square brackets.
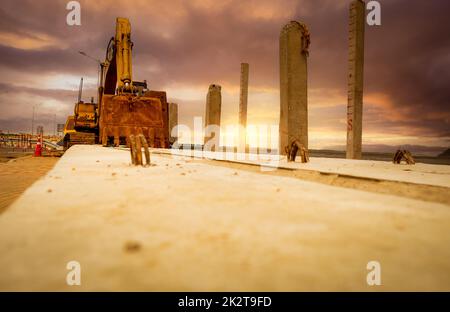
[0, 145, 449, 291]
[0, 156, 59, 213]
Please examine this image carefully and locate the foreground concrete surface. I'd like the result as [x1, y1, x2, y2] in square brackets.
[0, 145, 449, 291]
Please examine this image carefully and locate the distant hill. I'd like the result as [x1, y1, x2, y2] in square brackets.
[438, 148, 450, 158]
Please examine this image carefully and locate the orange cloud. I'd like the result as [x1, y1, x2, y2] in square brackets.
[0, 31, 66, 50]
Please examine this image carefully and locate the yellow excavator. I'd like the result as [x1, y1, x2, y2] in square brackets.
[63, 77, 97, 148]
[63, 17, 169, 149]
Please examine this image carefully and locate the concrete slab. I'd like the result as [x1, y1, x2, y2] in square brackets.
[158, 148, 450, 188]
[0, 145, 449, 291]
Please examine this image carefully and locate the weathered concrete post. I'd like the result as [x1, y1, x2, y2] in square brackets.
[279, 21, 310, 155]
[346, 0, 365, 159]
[168, 102, 178, 145]
[239, 63, 249, 151]
[204, 84, 222, 151]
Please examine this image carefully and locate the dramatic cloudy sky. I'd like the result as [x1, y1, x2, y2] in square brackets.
[0, 0, 449, 150]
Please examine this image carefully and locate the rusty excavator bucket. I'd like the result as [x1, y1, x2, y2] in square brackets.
[99, 91, 169, 147]
[98, 17, 169, 148]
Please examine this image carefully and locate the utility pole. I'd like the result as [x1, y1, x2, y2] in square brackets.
[32, 103, 41, 136]
[31, 106, 35, 135]
[78, 51, 103, 103]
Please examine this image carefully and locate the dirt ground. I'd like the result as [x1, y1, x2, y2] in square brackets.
[0, 156, 59, 213]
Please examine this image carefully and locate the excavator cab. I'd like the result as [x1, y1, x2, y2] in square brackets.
[98, 17, 169, 147]
[63, 116, 76, 135]
[74, 99, 97, 130]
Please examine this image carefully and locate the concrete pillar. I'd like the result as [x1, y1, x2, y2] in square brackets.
[239, 63, 249, 150]
[279, 21, 310, 155]
[346, 0, 365, 159]
[204, 84, 222, 151]
[168, 102, 178, 145]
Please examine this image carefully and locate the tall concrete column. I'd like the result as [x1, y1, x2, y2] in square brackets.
[279, 21, 310, 155]
[346, 0, 365, 159]
[204, 84, 222, 151]
[168, 102, 178, 145]
[239, 63, 249, 150]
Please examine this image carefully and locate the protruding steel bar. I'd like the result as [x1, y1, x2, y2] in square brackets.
[135, 136, 143, 166]
[286, 139, 309, 163]
[139, 134, 151, 166]
[129, 135, 137, 165]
